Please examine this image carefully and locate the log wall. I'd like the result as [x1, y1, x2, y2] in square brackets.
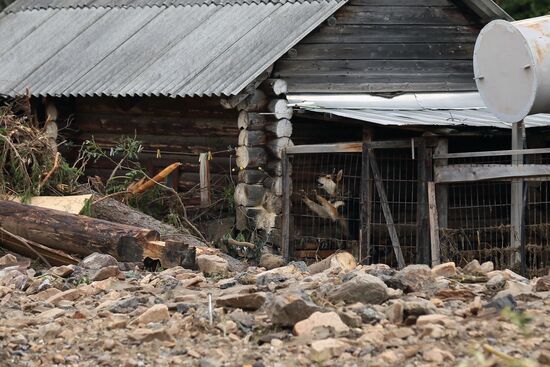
[54, 96, 238, 209]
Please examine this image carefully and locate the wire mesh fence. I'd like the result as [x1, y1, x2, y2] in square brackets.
[288, 152, 361, 260]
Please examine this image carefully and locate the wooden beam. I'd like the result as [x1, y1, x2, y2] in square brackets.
[434, 164, 550, 183]
[368, 150, 406, 269]
[199, 153, 211, 208]
[360, 128, 373, 264]
[286, 142, 362, 154]
[416, 140, 432, 265]
[427, 182, 441, 267]
[281, 150, 291, 260]
[434, 138, 448, 259]
[433, 147, 550, 160]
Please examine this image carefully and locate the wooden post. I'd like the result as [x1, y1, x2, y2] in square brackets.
[434, 139, 448, 229]
[416, 139, 432, 265]
[427, 181, 441, 266]
[360, 128, 373, 264]
[368, 150, 406, 269]
[281, 149, 291, 260]
[199, 153, 211, 208]
[510, 121, 525, 267]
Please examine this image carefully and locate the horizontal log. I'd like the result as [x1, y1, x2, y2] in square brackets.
[264, 176, 291, 196]
[237, 111, 266, 131]
[238, 130, 267, 147]
[236, 146, 268, 169]
[268, 99, 293, 120]
[266, 160, 292, 177]
[260, 79, 288, 96]
[237, 90, 268, 112]
[238, 169, 269, 185]
[267, 138, 294, 159]
[234, 183, 266, 207]
[265, 119, 292, 138]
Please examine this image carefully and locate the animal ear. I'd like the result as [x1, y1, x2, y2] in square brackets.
[336, 169, 343, 182]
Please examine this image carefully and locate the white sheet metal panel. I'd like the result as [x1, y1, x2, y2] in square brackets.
[0, 0, 344, 97]
[305, 108, 550, 129]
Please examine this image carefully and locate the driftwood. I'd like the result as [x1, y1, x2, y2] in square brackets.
[89, 194, 205, 248]
[308, 252, 357, 275]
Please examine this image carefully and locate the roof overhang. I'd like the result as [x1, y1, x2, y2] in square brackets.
[461, 0, 513, 21]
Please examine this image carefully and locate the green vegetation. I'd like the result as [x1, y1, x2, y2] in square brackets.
[496, 0, 550, 19]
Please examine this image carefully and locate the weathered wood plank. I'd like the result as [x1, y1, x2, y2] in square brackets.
[427, 181, 441, 266]
[434, 164, 550, 183]
[335, 6, 475, 25]
[286, 142, 362, 154]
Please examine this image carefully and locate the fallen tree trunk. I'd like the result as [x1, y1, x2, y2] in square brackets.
[0, 200, 160, 262]
[90, 194, 205, 248]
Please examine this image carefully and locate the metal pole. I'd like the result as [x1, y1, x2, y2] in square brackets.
[510, 121, 525, 268]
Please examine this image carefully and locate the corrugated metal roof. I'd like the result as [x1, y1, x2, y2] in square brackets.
[304, 108, 550, 129]
[0, 1, 344, 97]
[4, 0, 333, 12]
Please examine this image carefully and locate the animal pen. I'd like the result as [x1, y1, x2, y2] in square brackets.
[281, 138, 550, 276]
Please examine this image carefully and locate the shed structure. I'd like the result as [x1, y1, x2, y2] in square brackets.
[1, 0, 550, 275]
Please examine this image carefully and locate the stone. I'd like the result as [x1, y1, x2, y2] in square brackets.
[535, 275, 550, 292]
[386, 301, 404, 324]
[268, 292, 320, 327]
[485, 294, 517, 311]
[46, 288, 82, 306]
[416, 314, 453, 327]
[217, 278, 237, 289]
[215, 292, 266, 311]
[348, 304, 385, 325]
[80, 252, 118, 270]
[136, 304, 170, 325]
[337, 310, 362, 328]
[37, 308, 66, 321]
[48, 265, 75, 278]
[197, 255, 229, 276]
[395, 264, 433, 292]
[39, 323, 62, 339]
[310, 338, 350, 363]
[329, 274, 391, 305]
[128, 328, 174, 343]
[33, 288, 61, 301]
[480, 261, 494, 274]
[423, 347, 454, 364]
[431, 262, 456, 277]
[293, 311, 349, 336]
[199, 358, 222, 367]
[0, 254, 18, 267]
[486, 274, 507, 291]
[259, 252, 285, 270]
[0, 269, 29, 290]
[91, 265, 121, 281]
[463, 260, 483, 275]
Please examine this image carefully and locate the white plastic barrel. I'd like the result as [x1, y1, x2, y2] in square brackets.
[474, 16, 550, 123]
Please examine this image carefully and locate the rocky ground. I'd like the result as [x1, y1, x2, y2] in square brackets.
[0, 251, 549, 367]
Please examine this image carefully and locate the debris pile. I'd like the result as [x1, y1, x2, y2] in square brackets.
[0, 252, 549, 366]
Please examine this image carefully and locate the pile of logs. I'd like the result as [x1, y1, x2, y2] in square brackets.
[0, 199, 199, 268]
[232, 78, 293, 243]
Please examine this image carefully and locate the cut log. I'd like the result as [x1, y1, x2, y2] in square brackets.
[268, 99, 293, 120]
[0, 200, 159, 262]
[263, 192, 283, 214]
[238, 111, 266, 131]
[260, 79, 288, 96]
[89, 194, 205, 248]
[234, 183, 266, 207]
[238, 130, 267, 147]
[266, 160, 292, 177]
[220, 93, 250, 109]
[236, 146, 267, 169]
[264, 176, 285, 196]
[307, 251, 357, 274]
[238, 169, 268, 184]
[237, 90, 268, 112]
[143, 240, 196, 269]
[265, 119, 292, 138]
[267, 138, 294, 159]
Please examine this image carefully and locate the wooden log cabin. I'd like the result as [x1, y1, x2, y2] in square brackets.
[2, 0, 550, 273]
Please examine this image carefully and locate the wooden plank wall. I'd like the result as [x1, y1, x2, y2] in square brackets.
[273, 0, 483, 93]
[58, 96, 238, 208]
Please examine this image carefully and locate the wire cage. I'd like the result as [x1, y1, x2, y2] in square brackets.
[288, 152, 362, 260]
[439, 152, 550, 276]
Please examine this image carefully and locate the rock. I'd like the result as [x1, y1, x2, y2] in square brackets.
[431, 262, 456, 277]
[329, 274, 391, 305]
[128, 328, 174, 343]
[386, 300, 404, 324]
[230, 309, 256, 332]
[136, 304, 170, 325]
[395, 264, 433, 292]
[0, 269, 29, 289]
[535, 275, 550, 292]
[310, 338, 350, 363]
[80, 252, 118, 270]
[268, 292, 320, 327]
[48, 265, 75, 278]
[215, 292, 266, 311]
[485, 294, 517, 311]
[480, 261, 494, 274]
[348, 304, 385, 325]
[463, 259, 483, 275]
[197, 255, 229, 276]
[0, 254, 18, 267]
[46, 288, 82, 306]
[37, 308, 66, 321]
[259, 252, 285, 270]
[217, 278, 237, 289]
[293, 311, 349, 336]
[423, 347, 454, 364]
[486, 274, 506, 291]
[416, 314, 453, 327]
[91, 265, 121, 281]
[337, 310, 362, 328]
[39, 323, 62, 339]
[199, 358, 222, 367]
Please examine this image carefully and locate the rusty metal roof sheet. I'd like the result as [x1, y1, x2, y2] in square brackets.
[0, 1, 344, 97]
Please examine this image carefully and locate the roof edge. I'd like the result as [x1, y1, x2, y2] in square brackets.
[460, 0, 514, 22]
